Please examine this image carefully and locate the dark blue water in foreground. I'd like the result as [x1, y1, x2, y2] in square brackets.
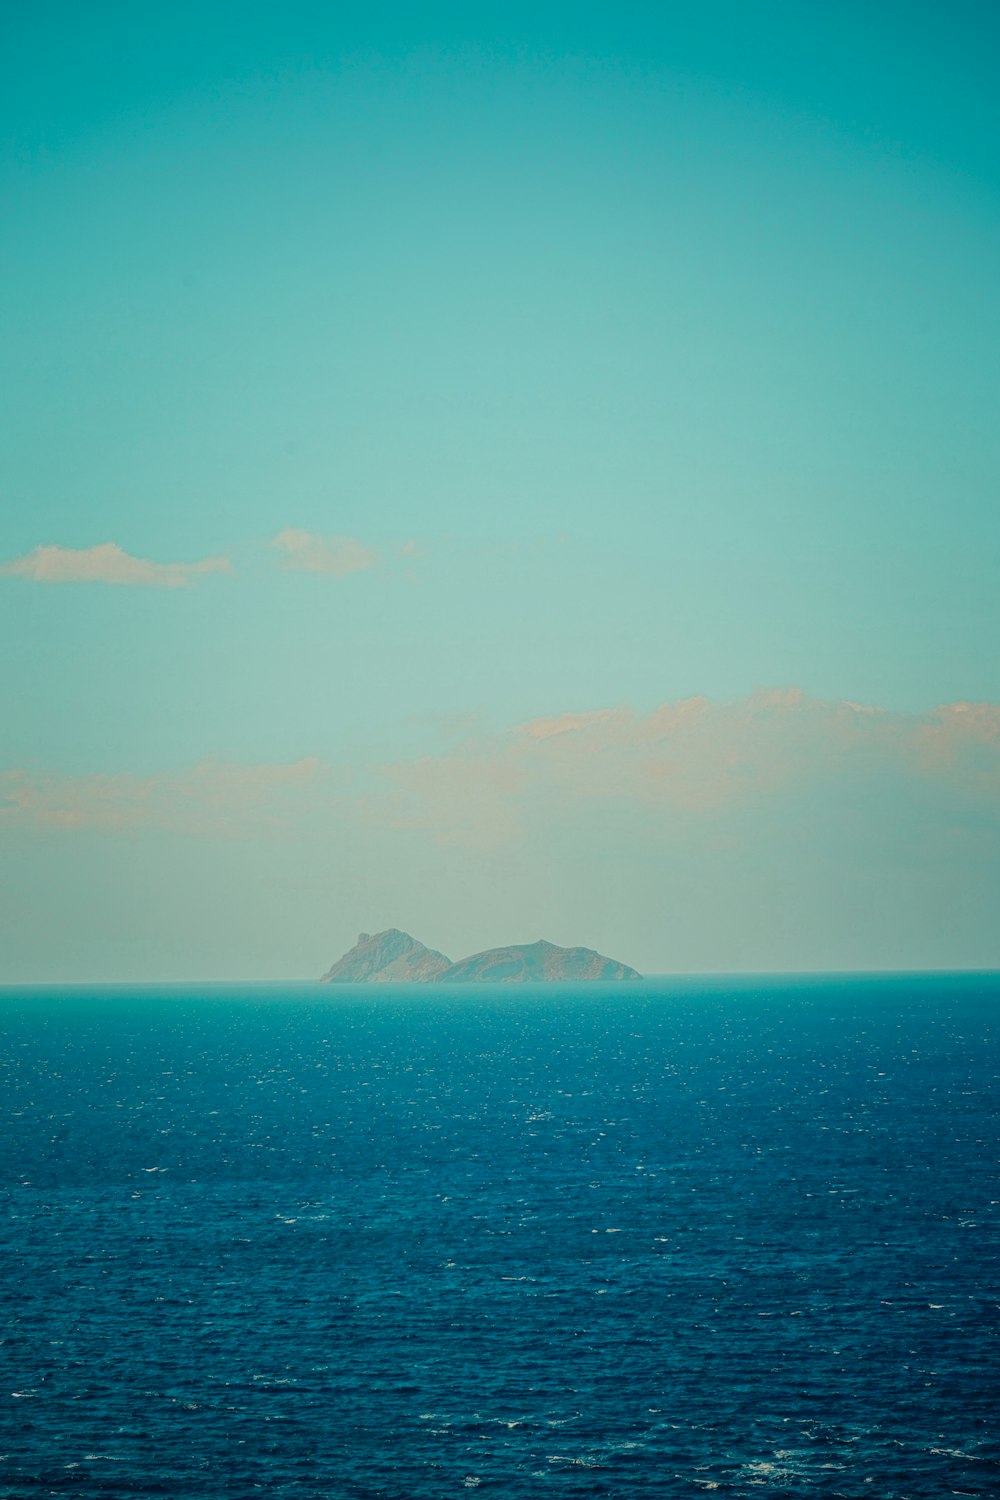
[0, 975, 997, 1498]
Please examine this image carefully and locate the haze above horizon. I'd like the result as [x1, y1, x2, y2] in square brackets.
[2, 1, 998, 980]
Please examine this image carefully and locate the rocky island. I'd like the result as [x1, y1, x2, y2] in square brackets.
[321, 929, 640, 983]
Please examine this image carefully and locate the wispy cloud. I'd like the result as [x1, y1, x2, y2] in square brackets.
[271, 529, 379, 577]
[0, 758, 328, 836]
[0, 542, 232, 588]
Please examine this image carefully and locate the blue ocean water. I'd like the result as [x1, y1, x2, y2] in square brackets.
[0, 974, 997, 1498]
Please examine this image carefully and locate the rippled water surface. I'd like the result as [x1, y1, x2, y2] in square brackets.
[0, 974, 997, 1497]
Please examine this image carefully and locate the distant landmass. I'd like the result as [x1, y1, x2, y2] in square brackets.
[321, 929, 641, 983]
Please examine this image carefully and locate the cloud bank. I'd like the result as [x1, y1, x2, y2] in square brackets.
[376, 689, 1000, 848]
[0, 542, 232, 587]
[6, 690, 996, 842]
[271, 529, 379, 576]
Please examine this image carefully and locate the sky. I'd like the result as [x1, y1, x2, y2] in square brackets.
[1, 0, 999, 980]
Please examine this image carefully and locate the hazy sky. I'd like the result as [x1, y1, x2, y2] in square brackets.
[2, 1, 999, 979]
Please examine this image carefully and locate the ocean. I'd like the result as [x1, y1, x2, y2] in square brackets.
[0, 974, 997, 1497]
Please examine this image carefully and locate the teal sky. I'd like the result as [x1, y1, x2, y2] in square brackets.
[2, 2, 999, 979]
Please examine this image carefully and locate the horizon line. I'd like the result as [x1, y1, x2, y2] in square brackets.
[1, 965, 998, 990]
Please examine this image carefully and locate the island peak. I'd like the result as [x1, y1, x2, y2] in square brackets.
[321, 928, 451, 983]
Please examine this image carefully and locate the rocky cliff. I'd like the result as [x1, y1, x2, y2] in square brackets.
[320, 929, 452, 983]
[320, 931, 639, 983]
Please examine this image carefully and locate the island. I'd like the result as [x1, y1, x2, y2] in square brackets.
[321, 929, 640, 983]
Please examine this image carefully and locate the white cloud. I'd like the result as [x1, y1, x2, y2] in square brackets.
[271, 529, 379, 577]
[0, 542, 233, 588]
